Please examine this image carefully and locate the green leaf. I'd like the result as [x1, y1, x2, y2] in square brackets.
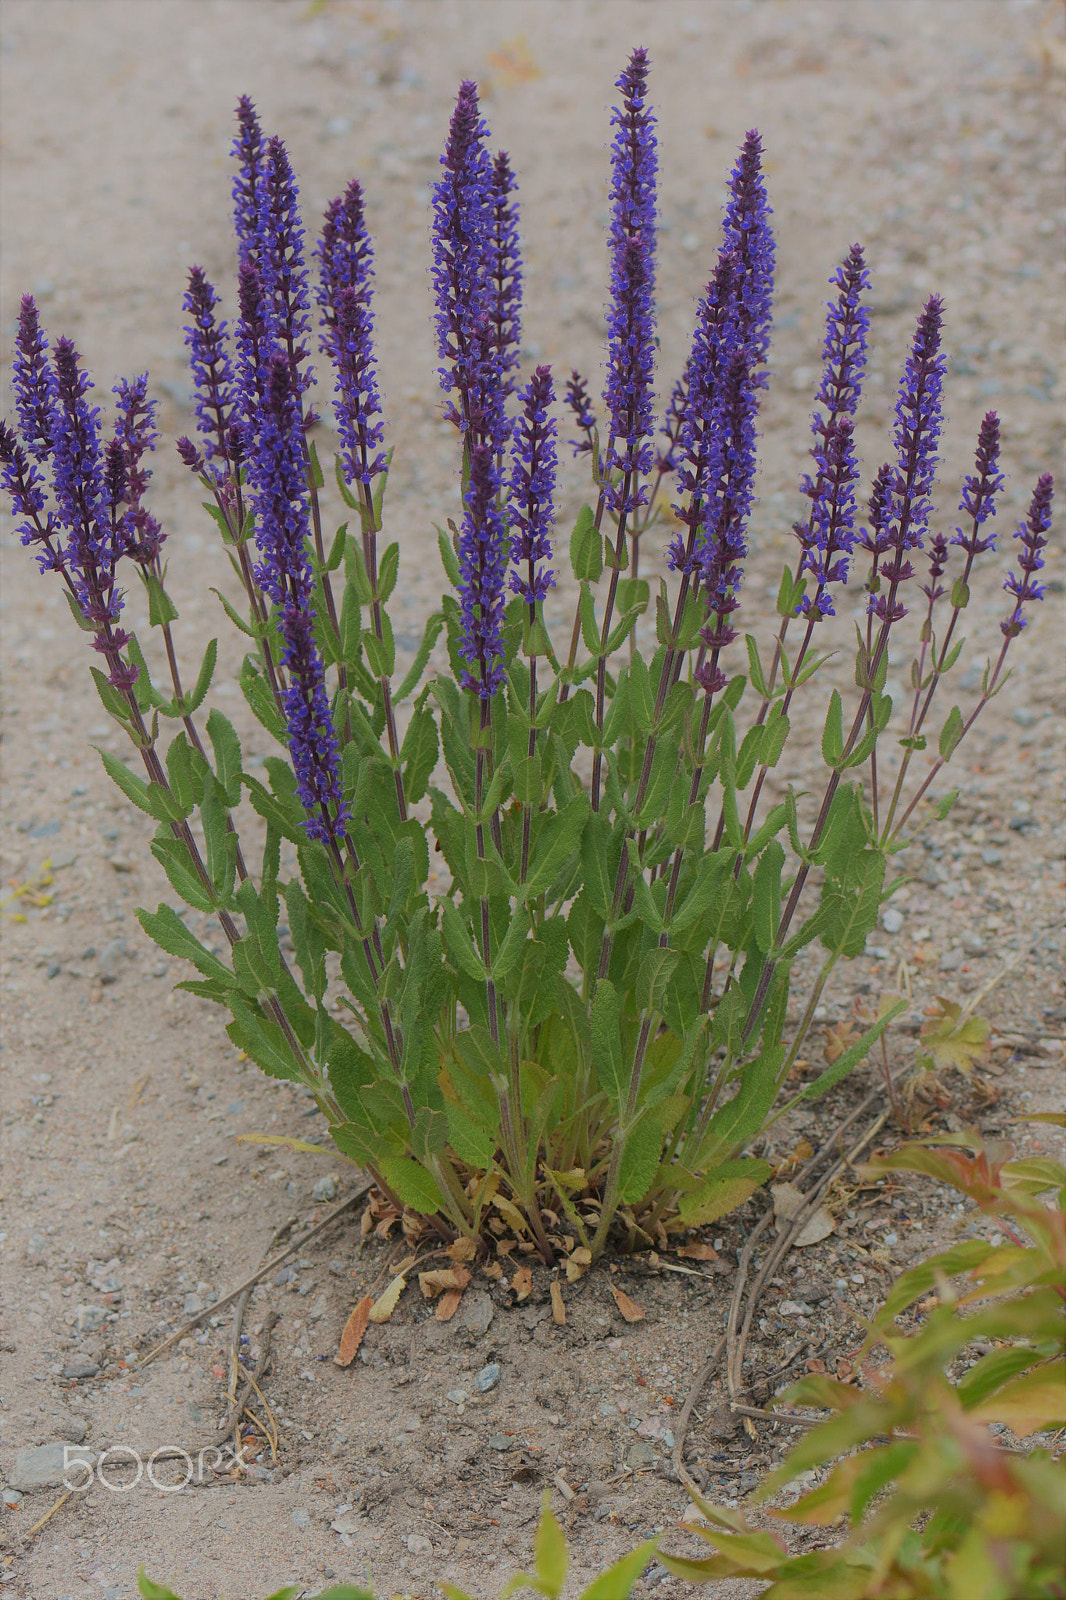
[136, 566, 179, 627]
[240, 657, 286, 741]
[590, 979, 626, 1113]
[752, 839, 784, 955]
[491, 904, 531, 981]
[701, 1049, 785, 1162]
[821, 689, 844, 767]
[376, 1155, 444, 1215]
[618, 1111, 665, 1204]
[938, 704, 965, 760]
[226, 998, 303, 1082]
[137, 1575, 185, 1600]
[400, 694, 439, 804]
[569, 503, 602, 582]
[210, 584, 259, 639]
[363, 609, 395, 678]
[579, 1540, 658, 1600]
[137, 904, 237, 988]
[797, 999, 905, 1103]
[186, 638, 218, 713]
[96, 746, 152, 814]
[634, 946, 680, 1014]
[441, 899, 487, 982]
[678, 1159, 772, 1225]
[150, 833, 217, 912]
[579, 581, 600, 655]
[524, 793, 589, 899]
[395, 611, 444, 702]
[437, 524, 461, 588]
[205, 709, 243, 807]
[90, 664, 135, 724]
[200, 776, 236, 904]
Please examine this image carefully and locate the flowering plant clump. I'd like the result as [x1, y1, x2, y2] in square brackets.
[2, 54, 1053, 1264]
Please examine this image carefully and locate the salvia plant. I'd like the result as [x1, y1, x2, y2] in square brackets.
[2, 54, 1054, 1264]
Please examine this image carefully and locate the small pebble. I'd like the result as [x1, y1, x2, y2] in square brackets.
[1011, 706, 1038, 728]
[403, 1418, 421, 1432]
[291, 1506, 311, 1528]
[75, 1305, 108, 1333]
[940, 946, 965, 972]
[473, 1362, 501, 1393]
[980, 848, 1003, 867]
[626, 1441, 657, 1470]
[407, 1533, 432, 1554]
[182, 1294, 204, 1316]
[446, 1389, 469, 1405]
[487, 1435, 511, 1451]
[883, 1232, 899, 1246]
[881, 907, 904, 934]
[61, 1359, 99, 1380]
[312, 1175, 338, 1202]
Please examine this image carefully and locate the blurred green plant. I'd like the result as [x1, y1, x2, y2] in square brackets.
[660, 1120, 1066, 1599]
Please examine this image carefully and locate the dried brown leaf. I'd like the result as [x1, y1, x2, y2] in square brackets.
[446, 1236, 478, 1263]
[677, 1240, 719, 1261]
[418, 1266, 472, 1299]
[333, 1295, 373, 1367]
[435, 1288, 464, 1322]
[565, 1246, 592, 1284]
[512, 1263, 533, 1301]
[611, 1285, 645, 1322]
[550, 1281, 566, 1326]
[481, 1260, 504, 1281]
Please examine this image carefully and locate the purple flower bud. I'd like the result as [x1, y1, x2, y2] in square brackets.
[508, 365, 557, 605]
[564, 369, 596, 456]
[176, 434, 206, 473]
[234, 257, 273, 444]
[0, 419, 57, 561]
[457, 440, 508, 697]
[182, 266, 236, 470]
[279, 603, 351, 844]
[953, 410, 1003, 557]
[602, 48, 658, 514]
[316, 183, 385, 488]
[1001, 473, 1053, 637]
[488, 150, 522, 394]
[13, 296, 54, 465]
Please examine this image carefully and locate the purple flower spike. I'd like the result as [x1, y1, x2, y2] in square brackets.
[509, 365, 557, 606]
[564, 369, 596, 457]
[50, 337, 112, 617]
[13, 296, 54, 465]
[953, 410, 1003, 557]
[256, 136, 314, 399]
[458, 441, 508, 697]
[431, 80, 496, 438]
[602, 47, 658, 515]
[112, 374, 164, 564]
[488, 151, 522, 395]
[793, 246, 870, 617]
[232, 96, 266, 255]
[864, 295, 947, 624]
[1001, 473, 1053, 637]
[721, 131, 775, 373]
[182, 267, 236, 470]
[247, 351, 348, 841]
[234, 258, 273, 441]
[316, 183, 385, 488]
[0, 420, 57, 561]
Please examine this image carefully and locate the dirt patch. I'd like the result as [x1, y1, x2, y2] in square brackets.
[1, 2, 1063, 1597]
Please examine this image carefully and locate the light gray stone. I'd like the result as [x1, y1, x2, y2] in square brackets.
[881, 907, 904, 934]
[62, 1359, 99, 1380]
[8, 1442, 94, 1493]
[96, 937, 126, 978]
[291, 1506, 311, 1528]
[626, 1441, 656, 1470]
[940, 946, 965, 971]
[457, 1290, 494, 1338]
[312, 1174, 338, 1202]
[75, 1305, 107, 1333]
[473, 1362, 500, 1393]
[407, 1534, 432, 1554]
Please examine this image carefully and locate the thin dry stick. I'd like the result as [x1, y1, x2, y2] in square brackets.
[138, 1180, 372, 1366]
[670, 1081, 898, 1492]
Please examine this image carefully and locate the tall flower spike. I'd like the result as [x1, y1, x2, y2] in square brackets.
[0, 420, 59, 566]
[232, 96, 266, 255]
[316, 183, 385, 488]
[602, 47, 657, 514]
[13, 296, 54, 465]
[182, 267, 236, 470]
[864, 296, 946, 624]
[669, 252, 738, 575]
[953, 411, 1003, 557]
[234, 258, 273, 445]
[50, 337, 112, 619]
[1001, 473, 1053, 637]
[720, 130, 775, 375]
[488, 150, 522, 396]
[248, 352, 348, 842]
[256, 136, 314, 398]
[509, 365, 557, 605]
[793, 246, 871, 617]
[457, 440, 508, 697]
[431, 80, 496, 437]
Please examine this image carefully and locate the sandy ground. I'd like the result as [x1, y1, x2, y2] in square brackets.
[1, 1, 1064, 1597]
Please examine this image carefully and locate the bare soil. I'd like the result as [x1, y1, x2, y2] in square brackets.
[1, 3, 1063, 1598]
